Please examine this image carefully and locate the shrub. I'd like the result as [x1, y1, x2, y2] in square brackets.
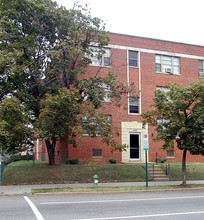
[157, 157, 167, 163]
[68, 158, 79, 165]
[109, 158, 117, 164]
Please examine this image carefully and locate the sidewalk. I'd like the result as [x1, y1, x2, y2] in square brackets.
[1, 180, 204, 195]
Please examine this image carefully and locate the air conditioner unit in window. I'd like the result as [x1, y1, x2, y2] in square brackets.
[165, 68, 172, 73]
[199, 72, 204, 78]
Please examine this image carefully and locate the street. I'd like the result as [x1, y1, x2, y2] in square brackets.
[0, 189, 204, 219]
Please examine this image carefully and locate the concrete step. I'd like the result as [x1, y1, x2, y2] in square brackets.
[148, 165, 169, 181]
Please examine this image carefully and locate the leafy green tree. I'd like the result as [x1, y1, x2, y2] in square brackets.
[142, 81, 204, 185]
[1, 0, 130, 165]
[0, 97, 32, 152]
[37, 88, 82, 165]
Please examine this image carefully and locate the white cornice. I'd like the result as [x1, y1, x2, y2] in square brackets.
[108, 44, 204, 60]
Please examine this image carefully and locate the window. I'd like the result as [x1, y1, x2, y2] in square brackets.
[166, 150, 175, 158]
[128, 51, 138, 67]
[155, 55, 179, 75]
[129, 97, 139, 114]
[92, 149, 102, 157]
[198, 60, 204, 78]
[82, 115, 111, 135]
[90, 47, 110, 66]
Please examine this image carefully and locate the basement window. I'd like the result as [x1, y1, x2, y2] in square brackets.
[166, 150, 175, 158]
[92, 149, 102, 158]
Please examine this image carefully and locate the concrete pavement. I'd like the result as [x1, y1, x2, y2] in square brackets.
[1, 180, 204, 195]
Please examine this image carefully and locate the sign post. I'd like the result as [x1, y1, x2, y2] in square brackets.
[143, 134, 149, 188]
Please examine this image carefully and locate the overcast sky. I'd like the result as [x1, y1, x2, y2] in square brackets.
[56, 0, 204, 46]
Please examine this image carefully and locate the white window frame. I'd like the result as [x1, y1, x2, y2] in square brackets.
[198, 60, 204, 78]
[90, 47, 111, 67]
[128, 51, 138, 67]
[155, 55, 180, 75]
[128, 96, 139, 114]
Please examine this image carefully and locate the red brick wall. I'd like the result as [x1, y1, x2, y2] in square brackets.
[35, 33, 204, 164]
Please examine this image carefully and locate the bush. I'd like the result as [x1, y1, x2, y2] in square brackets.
[21, 155, 33, 160]
[68, 158, 79, 165]
[157, 157, 167, 163]
[109, 158, 117, 164]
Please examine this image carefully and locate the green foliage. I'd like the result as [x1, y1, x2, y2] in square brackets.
[37, 88, 82, 143]
[68, 158, 79, 165]
[142, 81, 204, 185]
[142, 81, 204, 154]
[0, 0, 129, 164]
[109, 158, 117, 164]
[0, 97, 32, 151]
[157, 158, 167, 163]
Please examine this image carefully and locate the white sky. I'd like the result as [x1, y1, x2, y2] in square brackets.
[56, 0, 204, 46]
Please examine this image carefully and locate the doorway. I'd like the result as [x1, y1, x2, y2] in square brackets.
[129, 133, 140, 159]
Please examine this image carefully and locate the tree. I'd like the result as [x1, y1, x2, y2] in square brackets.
[0, 97, 32, 152]
[142, 81, 204, 186]
[1, 0, 130, 165]
[37, 88, 82, 165]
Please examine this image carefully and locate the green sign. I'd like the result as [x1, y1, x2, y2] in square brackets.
[143, 134, 149, 151]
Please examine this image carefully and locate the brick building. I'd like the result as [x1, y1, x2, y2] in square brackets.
[35, 33, 204, 164]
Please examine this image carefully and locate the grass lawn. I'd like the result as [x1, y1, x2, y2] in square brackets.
[2, 160, 204, 185]
[2, 161, 146, 185]
[168, 163, 204, 180]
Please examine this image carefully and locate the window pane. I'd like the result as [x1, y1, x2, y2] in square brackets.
[166, 150, 175, 158]
[129, 97, 139, 113]
[156, 64, 161, 72]
[129, 51, 138, 67]
[129, 51, 137, 59]
[155, 55, 161, 63]
[174, 66, 179, 75]
[129, 60, 137, 67]
[92, 149, 102, 157]
[199, 60, 204, 72]
[174, 57, 179, 65]
[104, 57, 110, 66]
[130, 106, 139, 113]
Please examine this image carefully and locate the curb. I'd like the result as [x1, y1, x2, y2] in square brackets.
[31, 186, 204, 196]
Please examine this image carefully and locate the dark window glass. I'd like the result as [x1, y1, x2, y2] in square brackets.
[92, 149, 102, 157]
[129, 97, 139, 113]
[129, 51, 138, 67]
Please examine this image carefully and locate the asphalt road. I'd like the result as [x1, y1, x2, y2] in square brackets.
[1, 190, 204, 220]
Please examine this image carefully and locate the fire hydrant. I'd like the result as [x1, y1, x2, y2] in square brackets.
[93, 175, 99, 188]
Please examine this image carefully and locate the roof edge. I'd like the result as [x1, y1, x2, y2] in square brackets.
[109, 32, 204, 48]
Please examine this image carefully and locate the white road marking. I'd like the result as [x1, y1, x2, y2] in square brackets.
[24, 196, 44, 220]
[40, 195, 204, 205]
[70, 210, 204, 219]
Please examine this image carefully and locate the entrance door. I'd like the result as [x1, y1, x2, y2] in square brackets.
[129, 133, 140, 159]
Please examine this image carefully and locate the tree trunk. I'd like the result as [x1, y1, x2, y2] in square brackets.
[182, 149, 187, 186]
[45, 140, 56, 166]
